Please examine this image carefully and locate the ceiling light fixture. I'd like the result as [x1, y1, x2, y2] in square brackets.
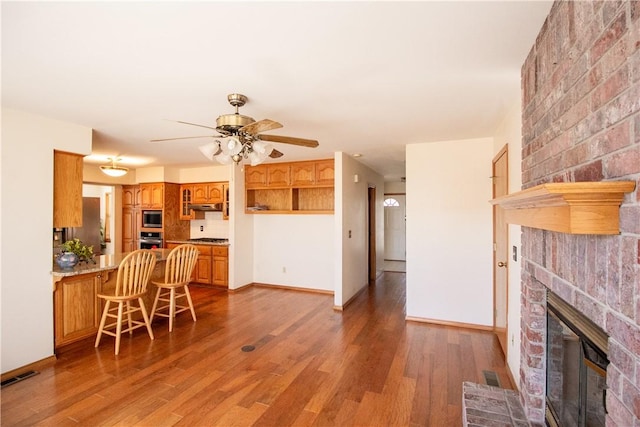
[100, 157, 128, 177]
[199, 137, 273, 167]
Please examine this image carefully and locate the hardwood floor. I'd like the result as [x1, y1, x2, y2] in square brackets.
[1, 272, 512, 426]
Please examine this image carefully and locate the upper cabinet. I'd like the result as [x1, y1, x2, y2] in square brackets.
[245, 159, 334, 214]
[53, 150, 84, 228]
[179, 185, 204, 220]
[122, 185, 141, 207]
[192, 183, 224, 204]
[267, 164, 290, 187]
[140, 183, 164, 209]
[291, 159, 335, 187]
[246, 165, 267, 188]
[180, 182, 228, 221]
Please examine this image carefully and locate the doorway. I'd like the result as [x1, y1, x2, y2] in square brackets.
[383, 193, 406, 273]
[368, 186, 376, 284]
[492, 145, 509, 356]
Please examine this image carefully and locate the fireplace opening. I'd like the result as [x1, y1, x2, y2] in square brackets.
[546, 291, 609, 427]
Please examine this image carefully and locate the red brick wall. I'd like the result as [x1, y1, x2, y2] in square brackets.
[520, 1, 640, 424]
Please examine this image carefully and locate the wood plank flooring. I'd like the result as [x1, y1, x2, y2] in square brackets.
[1, 272, 512, 426]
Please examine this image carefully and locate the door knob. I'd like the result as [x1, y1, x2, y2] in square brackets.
[497, 261, 507, 268]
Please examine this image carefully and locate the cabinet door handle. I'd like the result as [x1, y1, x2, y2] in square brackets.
[497, 261, 507, 268]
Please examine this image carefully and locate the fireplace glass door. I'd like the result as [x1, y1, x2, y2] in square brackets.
[546, 308, 608, 427]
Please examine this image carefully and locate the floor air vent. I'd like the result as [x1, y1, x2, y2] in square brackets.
[482, 370, 501, 387]
[1, 370, 39, 388]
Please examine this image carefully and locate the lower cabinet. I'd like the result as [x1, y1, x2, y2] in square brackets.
[53, 271, 105, 349]
[212, 246, 228, 286]
[193, 246, 213, 284]
[167, 243, 229, 287]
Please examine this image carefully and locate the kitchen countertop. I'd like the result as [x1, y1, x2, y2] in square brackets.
[52, 249, 171, 278]
[166, 239, 230, 246]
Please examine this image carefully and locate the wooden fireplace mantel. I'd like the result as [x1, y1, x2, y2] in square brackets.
[489, 181, 636, 234]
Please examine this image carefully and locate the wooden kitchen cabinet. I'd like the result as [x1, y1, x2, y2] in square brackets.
[179, 185, 204, 220]
[122, 207, 141, 252]
[193, 245, 213, 285]
[291, 161, 316, 186]
[53, 150, 84, 228]
[140, 183, 164, 209]
[122, 185, 141, 207]
[291, 159, 335, 187]
[54, 272, 104, 348]
[246, 165, 267, 188]
[245, 159, 334, 214]
[192, 183, 224, 204]
[122, 185, 141, 252]
[222, 183, 229, 220]
[267, 164, 290, 187]
[212, 246, 228, 286]
[315, 159, 335, 186]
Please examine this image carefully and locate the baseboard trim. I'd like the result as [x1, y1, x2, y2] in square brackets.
[405, 316, 493, 332]
[334, 284, 368, 311]
[251, 282, 333, 295]
[1, 355, 57, 383]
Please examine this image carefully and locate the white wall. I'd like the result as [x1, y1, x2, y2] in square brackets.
[334, 152, 385, 307]
[1, 108, 92, 373]
[228, 163, 253, 290]
[493, 99, 524, 383]
[385, 181, 406, 194]
[253, 215, 334, 291]
[406, 138, 494, 326]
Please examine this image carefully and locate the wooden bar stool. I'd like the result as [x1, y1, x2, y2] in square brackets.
[95, 249, 157, 355]
[150, 244, 199, 332]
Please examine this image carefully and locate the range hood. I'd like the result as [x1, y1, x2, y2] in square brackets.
[188, 203, 223, 212]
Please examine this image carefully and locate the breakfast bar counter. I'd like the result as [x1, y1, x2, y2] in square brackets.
[51, 249, 171, 350]
[51, 249, 172, 279]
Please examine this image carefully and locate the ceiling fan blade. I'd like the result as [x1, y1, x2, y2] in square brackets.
[258, 134, 319, 148]
[240, 119, 283, 135]
[269, 149, 284, 158]
[150, 135, 217, 143]
[176, 120, 219, 131]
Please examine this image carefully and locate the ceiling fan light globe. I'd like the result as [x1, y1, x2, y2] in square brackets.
[221, 137, 243, 156]
[252, 140, 273, 155]
[198, 142, 219, 161]
[248, 150, 268, 166]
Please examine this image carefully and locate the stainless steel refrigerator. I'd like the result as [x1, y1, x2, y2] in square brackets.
[63, 197, 102, 256]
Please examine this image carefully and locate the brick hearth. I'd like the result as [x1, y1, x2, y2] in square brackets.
[519, 1, 640, 425]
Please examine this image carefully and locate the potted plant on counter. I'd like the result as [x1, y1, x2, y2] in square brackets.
[56, 238, 95, 269]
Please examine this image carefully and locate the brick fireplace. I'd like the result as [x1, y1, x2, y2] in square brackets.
[519, 1, 639, 425]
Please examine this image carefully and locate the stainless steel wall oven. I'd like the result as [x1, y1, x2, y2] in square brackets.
[139, 232, 163, 249]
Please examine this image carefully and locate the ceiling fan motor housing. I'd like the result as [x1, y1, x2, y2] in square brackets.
[216, 113, 255, 134]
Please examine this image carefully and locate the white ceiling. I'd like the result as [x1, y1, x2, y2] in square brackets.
[2, 1, 552, 181]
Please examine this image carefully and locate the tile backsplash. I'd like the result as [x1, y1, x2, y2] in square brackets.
[189, 211, 229, 239]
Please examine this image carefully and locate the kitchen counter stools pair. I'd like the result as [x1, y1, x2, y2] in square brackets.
[94, 244, 200, 355]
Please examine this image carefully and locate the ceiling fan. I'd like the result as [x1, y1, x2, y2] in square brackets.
[151, 93, 319, 166]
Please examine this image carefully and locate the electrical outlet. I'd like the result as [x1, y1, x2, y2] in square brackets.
[282, 267, 286, 273]
[200, 226, 204, 232]
[348, 230, 352, 238]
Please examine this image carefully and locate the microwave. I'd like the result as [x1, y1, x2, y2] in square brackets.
[142, 210, 162, 228]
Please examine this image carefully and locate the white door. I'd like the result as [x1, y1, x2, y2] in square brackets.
[384, 195, 406, 260]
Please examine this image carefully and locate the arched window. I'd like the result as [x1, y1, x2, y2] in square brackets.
[384, 198, 400, 207]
